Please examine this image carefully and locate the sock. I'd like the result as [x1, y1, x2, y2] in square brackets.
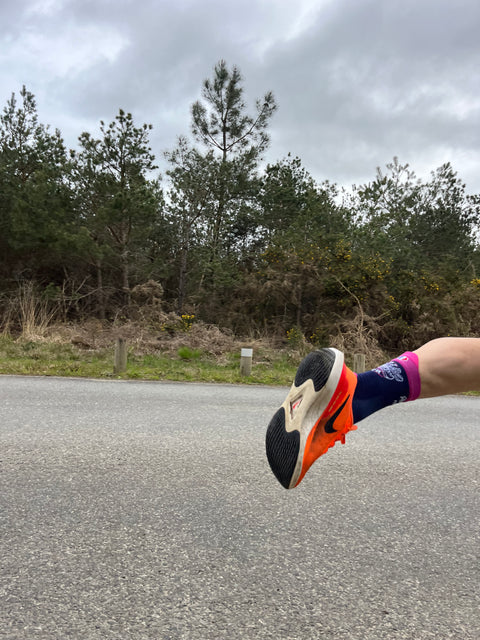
[352, 352, 421, 423]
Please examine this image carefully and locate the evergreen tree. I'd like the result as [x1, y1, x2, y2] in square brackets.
[71, 110, 163, 315]
[411, 163, 479, 274]
[0, 86, 72, 282]
[165, 137, 217, 312]
[190, 60, 277, 292]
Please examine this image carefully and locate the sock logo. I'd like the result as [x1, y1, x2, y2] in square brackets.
[374, 361, 404, 383]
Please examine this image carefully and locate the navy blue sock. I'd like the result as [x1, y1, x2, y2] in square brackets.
[352, 359, 411, 423]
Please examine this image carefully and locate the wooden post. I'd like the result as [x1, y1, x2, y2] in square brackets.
[240, 348, 253, 376]
[353, 353, 366, 373]
[114, 338, 127, 374]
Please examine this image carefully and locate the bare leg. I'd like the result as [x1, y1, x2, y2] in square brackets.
[415, 337, 480, 397]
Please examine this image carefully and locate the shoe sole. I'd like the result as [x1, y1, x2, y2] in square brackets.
[265, 348, 344, 489]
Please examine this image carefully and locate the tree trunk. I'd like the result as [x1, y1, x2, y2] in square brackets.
[177, 227, 190, 314]
[96, 259, 106, 320]
[120, 249, 130, 307]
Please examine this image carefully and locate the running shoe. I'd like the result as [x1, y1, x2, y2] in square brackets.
[266, 348, 358, 489]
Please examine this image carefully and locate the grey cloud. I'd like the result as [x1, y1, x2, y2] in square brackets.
[1, 0, 479, 192]
[257, 0, 480, 188]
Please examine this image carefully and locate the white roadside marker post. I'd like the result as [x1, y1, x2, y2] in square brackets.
[240, 348, 253, 376]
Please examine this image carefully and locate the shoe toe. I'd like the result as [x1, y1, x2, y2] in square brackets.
[265, 407, 300, 489]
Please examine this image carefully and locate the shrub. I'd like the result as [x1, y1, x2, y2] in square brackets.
[177, 346, 202, 360]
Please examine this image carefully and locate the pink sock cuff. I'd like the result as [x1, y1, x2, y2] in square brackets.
[394, 352, 421, 401]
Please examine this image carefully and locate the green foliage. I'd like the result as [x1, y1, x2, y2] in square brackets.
[1, 73, 479, 355]
[191, 59, 277, 161]
[175, 61, 277, 317]
[177, 346, 202, 360]
[70, 109, 165, 316]
[286, 326, 305, 348]
[0, 86, 74, 278]
[179, 314, 196, 331]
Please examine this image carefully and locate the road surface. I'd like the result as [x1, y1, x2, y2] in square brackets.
[1, 376, 479, 639]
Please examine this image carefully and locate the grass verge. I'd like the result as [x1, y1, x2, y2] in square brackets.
[0, 335, 298, 386]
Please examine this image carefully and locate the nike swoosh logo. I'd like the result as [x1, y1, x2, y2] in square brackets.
[324, 396, 350, 433]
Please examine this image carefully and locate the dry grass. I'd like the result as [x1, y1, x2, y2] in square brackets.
[329, 310, 388, 370]
[1, 281, 58, 339]
[41, 319, 241, 361]
[0, 281, 392, 381]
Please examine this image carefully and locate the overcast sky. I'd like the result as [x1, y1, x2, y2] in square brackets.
[1, 0, 479, 193]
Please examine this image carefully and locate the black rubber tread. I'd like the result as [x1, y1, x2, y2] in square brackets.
[294, 348, 336, 392]
[265, 407, 300, 489]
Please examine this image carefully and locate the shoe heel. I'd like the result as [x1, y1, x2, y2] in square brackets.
[294, 349, 337, 391]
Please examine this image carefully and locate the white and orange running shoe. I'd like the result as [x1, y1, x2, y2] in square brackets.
[266, 348, 358, 489]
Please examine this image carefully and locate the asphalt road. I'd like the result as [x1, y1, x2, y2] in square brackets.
[1, 375, 479, 640]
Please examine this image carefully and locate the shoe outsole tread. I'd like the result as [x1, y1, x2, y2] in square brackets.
[294, 349, 335, 391]
[265, 408, 299, 489]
